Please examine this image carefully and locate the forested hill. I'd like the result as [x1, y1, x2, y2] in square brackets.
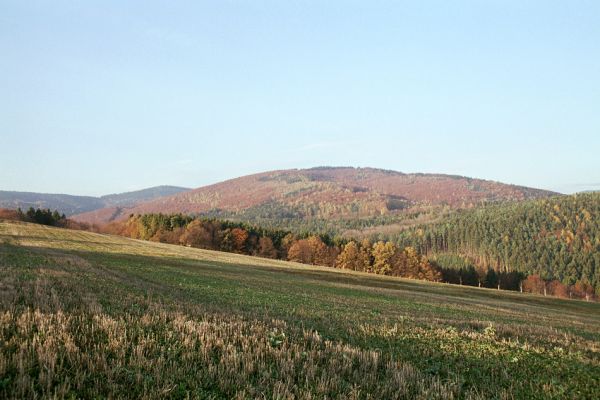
[72, 167, 556, 227]
[0, 186, 189, 216]
[391, 192, 600, 294]
[0, 191, 104, 216]
[99, 186, 191, 207]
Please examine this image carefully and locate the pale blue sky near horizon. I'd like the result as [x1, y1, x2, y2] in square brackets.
[1, 1, 599, 196]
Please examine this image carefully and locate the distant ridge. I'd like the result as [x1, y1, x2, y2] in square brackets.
[72, 167, 558, 227]
[0, 185, 190, 216]
[100, 186, 191, 208]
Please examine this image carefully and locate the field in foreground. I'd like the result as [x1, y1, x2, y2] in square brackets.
[0, 221, 599, 399]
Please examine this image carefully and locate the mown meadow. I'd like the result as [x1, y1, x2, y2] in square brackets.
[1, 221, 599, 399]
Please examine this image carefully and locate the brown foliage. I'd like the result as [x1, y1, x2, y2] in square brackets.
[229, 227, 249, 253]
[257, 236, 277, 259]
[420, 258, 443, 282]
[152, 227, 185, 244]
[101, 219, 140, 238]
[391, 246, 419, 278]
[547, 280, 569, 298]
[287, 236, 328, 266]
[71, 167, 554, 225]
[180, 220, 214, 249]
[571, 280, 595, 301]
[0, 208, 22, 221]
[391, 247, 442, 281]
[522, 275, 547, 295]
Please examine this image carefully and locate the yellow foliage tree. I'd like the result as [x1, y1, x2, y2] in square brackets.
[372, 241, 396, 275]
[335, 241, 369, 271]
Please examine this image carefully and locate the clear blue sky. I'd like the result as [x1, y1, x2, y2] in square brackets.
[1, 1, 599, 196]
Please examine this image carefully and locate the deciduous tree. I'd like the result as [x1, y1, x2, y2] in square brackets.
[335, 241, 365, 270]
[522, 274, 546, 295]
[257, 236, 277, 259]
[372, 241, 396, 275]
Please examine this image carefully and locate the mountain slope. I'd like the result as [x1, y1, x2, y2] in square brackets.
[0, 191, 105, 216]
[0, 186, 190, 216]
[72, 167, 557, 230]
[100, 185, 191, 207]
[394, 192, 600, 294]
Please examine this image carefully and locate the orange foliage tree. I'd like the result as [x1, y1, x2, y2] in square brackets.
[0, 208, 22, 221]
[547, 280, 569, 298]
[229, 228, 249, 253]
[522, 275, 547, 295]
[571, 280, 595, 301]
[287, 236, 329, 266]
[392, 246, 441, 281]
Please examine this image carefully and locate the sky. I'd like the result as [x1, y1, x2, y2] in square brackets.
[1, 0, 599, 196]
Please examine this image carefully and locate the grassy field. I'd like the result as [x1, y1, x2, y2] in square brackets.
[1, 221, 599, 399]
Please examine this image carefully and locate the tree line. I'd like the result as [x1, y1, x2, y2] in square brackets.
[2, 203, 596, 301]
[100, 213, 443, 282]
[427, 253, 595, 300]
[0, 207, 68, 226]
[0, 207, 90, 230]
[387, 193, 600, 299]
[99, 212, 597, 301]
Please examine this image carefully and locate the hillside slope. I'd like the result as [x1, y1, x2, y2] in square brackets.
[393, 192, 600, 294]
[0, 190, 104, 215]
[0, 220, 599, 398]
[73, 167, 557, 230]
[100, 185, 191, 207]
[0, 185, 190, 216]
